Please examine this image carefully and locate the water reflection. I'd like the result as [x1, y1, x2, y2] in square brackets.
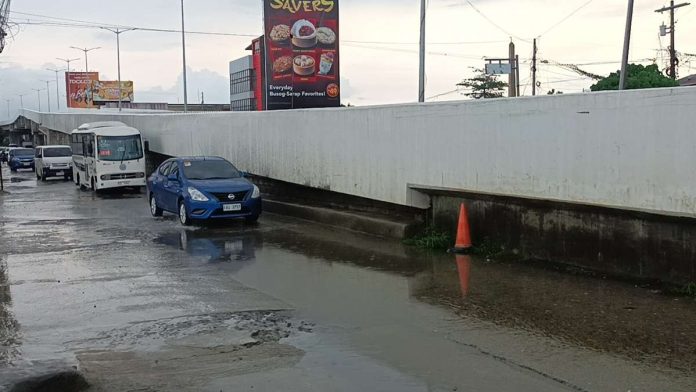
[0, 257, 21, 364]
[155, 230, 260, 263]
[411, 254, 696, 373]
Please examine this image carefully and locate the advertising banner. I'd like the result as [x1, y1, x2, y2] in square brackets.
[91, 81, 134, 103]
[65, 72, 99, 108]
[263, 0, 340, 110]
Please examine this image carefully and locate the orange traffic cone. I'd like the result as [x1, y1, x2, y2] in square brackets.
[450, 203, 472, 254]
[455, 254, 472, 298]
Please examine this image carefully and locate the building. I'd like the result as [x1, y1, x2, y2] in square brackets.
[679, 74, 696, 87]
[229, 38, 266, 111]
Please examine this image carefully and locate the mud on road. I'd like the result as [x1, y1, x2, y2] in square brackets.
[1, 166, 696, 391]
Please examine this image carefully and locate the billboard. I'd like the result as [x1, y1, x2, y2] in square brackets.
[91, 81, 134, 103]
[263, 0, 340, 110]
[66, 72, 99, 108]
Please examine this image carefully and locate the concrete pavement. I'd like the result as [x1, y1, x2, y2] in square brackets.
[1, 165, 696, 391]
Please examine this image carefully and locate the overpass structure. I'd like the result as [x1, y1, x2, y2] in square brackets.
[15, 86, 696, 284]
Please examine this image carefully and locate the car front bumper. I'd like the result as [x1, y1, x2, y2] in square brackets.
[187, 198, 262, 220]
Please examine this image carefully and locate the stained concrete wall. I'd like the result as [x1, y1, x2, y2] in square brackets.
[21, 86, 696, 218]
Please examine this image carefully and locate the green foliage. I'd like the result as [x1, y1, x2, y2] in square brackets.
[676, 282, 696, 297]
[404, 227, 452, 250]
[590, 64, 679, 91]
[457, 68, 508, 99]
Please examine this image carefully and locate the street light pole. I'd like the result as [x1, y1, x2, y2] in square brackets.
[41, 80, 53, 113]
[18, 94, 25, 110]
[46, 68, 65, 111]
[181, 0, 189, 112]
[102, 28, 135, 112]
[70, 46, 101, 72]
[619, 0, 635, 90]
[5, 99, 9, 118]
[418, 0, 426, 103]
[56, 57, 80, 75]
[32, 88, 43, 111]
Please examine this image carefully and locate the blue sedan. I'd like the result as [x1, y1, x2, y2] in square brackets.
[8, 148, 35, 172]
[147, 157, 262, 225]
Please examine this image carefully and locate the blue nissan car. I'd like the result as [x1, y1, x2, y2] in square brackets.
[8, 148, 35, 172]
[148, 157, 262, 225]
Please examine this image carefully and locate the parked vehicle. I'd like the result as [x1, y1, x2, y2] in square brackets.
[35, 145, 73, 181]
[147, 157, 262, 225]
[7, 148, 35, 172]
[70, 122, 146, 191]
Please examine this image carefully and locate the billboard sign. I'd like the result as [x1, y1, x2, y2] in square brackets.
[66, 72, 99, 108]
[91, 81, 134, 103]
[263, 0, 340, 110]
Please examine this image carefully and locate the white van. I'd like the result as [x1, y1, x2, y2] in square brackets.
[35, 145, 74, 181]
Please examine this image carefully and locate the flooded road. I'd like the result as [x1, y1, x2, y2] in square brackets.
[1, 166, 696, 391]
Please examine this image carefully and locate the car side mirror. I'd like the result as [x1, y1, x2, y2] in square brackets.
[240, 171, 249, 178]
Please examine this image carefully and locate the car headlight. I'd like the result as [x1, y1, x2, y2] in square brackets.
[187, 187, 209, 202]
[251, 185, 260, 199]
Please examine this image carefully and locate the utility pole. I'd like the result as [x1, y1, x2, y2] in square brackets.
[102, 28, 136, 112]
[181, 0, 189, 112]
[418, 0, 426, 102]
[532, 39, 538, 96]
[619, 0, 635, 90]
[32, 88, 43, 111]
[46, 68, 65, 111]
[508, 41, 517, 97]
[18, 94, 24, 110]
[5, 99, 9, 118]
[70, 46, 101, 72]
[656, 1, 690, 79]
[41, 80, 53, 113]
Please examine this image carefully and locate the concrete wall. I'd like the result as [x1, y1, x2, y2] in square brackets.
[21, 87, 696, 218]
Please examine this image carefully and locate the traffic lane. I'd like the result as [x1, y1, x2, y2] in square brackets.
[0, 167, 694, 391]
[0, 173, 572, 392]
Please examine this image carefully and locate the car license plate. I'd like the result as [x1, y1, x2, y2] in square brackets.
[56, 171, 64, 176]
[22, 162, 29, 166]
[223, 203, 242, 212]
[118, 181, 131, 185]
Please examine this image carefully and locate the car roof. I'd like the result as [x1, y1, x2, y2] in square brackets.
[77, 121, 127, 131]
[175, 156, 226, 162]
[36, 145, 71, 149]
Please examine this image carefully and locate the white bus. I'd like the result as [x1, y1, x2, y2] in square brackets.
[70, 121, 146, 191]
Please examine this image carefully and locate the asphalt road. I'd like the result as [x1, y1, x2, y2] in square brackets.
[1, 166, 696, 391]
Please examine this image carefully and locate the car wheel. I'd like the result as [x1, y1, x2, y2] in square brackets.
[40, 171, 47, 182]
[91, 177, 96, 191]
[150, 194, 163, 217]
[179, 201, 191, 226]
[10, 167, 16, 173]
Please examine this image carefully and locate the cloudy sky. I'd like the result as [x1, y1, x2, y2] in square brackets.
[1, 0, 695, 120]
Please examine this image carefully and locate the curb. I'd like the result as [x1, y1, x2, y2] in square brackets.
[264, 199, 421, 239]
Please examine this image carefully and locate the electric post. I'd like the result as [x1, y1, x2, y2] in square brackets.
[532, 39, 538, 96]
[418, 0, 426, 103]
[656, 1, 691, 79]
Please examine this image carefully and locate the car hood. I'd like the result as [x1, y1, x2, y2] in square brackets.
[187, 178, 253, 192]
[13, 155, 34, 159]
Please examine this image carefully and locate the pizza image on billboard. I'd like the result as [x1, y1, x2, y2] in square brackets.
[263, 0, 340, 110]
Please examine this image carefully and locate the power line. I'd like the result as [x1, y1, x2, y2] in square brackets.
[537, 0, 596, 38]
[462, 0, 531, 42]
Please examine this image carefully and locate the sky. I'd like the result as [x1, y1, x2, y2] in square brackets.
[1, 0, 695, 120]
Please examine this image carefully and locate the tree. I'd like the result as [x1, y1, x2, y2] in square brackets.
[547, 89, 563, 95]
[457, 68, 508, 99]
[590, 64, 679, 91]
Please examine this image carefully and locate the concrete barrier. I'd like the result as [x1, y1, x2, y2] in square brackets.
[21, 86, 696, 219]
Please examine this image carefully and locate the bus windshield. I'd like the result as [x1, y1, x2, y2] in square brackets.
[97, 135, 143, 161]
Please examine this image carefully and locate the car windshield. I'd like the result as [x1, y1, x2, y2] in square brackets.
[183, 160, 241, 180]
[43, 147, 72, 157]
[97, 135, 143, 161]
[11, 148, 33, 156]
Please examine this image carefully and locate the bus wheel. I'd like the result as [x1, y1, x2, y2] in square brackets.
[91, 178, 96, 191]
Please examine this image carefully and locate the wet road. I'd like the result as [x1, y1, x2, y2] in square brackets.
[1, 166, 696, 391]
